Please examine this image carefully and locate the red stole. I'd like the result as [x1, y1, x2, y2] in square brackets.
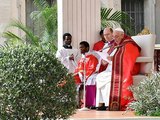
[109, 35, 141, 111]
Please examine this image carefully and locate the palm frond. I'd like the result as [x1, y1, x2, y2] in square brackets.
[9, 20, 39, 46]
[30, 3, 57, 52]
[101, 8, 112, 20]
[0, 42, 10, 50]
[101, 7, 135, 35]
[3, 31, 22, 41]
[105, 20, 121, 28]
[2, 31, 24, 47]
[30, 11, 42, 21]
[1, 1, 57, 53]
[33, 0, 49, 11]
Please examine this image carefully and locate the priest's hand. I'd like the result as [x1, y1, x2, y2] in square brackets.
[101, 59, 108, 65]
[69, 54, 74, 60]
[107, 56, 113, 61]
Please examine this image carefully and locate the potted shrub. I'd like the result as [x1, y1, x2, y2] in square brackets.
[0, 45, 77, 119]
[128, 72, 160, 116]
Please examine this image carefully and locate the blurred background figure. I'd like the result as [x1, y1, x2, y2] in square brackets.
[93, 30, 106, 51]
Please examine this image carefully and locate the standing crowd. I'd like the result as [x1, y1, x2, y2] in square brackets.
[56, 27, 141, 111]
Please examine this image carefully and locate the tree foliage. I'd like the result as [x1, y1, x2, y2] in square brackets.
[3, 0, 57, 52]
[101, 8, 135, 35]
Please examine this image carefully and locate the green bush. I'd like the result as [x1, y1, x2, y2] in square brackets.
[0, 45, 77, 119]
[128, 72, 160, 116]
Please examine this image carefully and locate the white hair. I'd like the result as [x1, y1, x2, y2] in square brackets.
[114, 28, 124, 33]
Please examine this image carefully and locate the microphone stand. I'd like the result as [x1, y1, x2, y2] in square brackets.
[79, 53, 89, 111]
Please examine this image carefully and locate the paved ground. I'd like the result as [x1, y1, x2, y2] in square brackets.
[69, 110, 160, 120]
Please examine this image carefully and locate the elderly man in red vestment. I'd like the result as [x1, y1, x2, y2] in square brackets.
[96, 28, 141, 111]
[74, 41, 99, 109]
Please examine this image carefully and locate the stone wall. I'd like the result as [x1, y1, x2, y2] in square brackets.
[0, 0, 25, 45]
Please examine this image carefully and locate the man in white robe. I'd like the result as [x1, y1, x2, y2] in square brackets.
[96, 49, 116, 110]
[96, 28, 114, 73]
[96, 27, 115, 110]
[56, 33, 81, 73]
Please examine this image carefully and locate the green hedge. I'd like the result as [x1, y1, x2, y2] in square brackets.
[0, 45, 77, 119]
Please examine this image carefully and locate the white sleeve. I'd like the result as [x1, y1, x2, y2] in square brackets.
[56, 49, 69, 66]
[74, 50, 81, 64]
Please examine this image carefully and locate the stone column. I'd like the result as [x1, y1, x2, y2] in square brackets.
[155, 0, 160, 43]
[0, 0, 25, 45]
[144, 0, 156, 34]
[11, 0, 26, 36]
[57, 0, 101, 49]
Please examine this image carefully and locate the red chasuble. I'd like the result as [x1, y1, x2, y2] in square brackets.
[108, 35, 141, 111]
[74, 54, 98, 84]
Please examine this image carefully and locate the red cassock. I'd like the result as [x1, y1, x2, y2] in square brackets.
[74, 54, 98, 84]
[93, 40, 105, 51]
[74, 53, 99, 107]
[108, 35, 141, 111]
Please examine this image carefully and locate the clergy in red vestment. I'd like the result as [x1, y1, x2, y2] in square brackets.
[93, 30, 106, 51]
[74, 41, 99, 108]
[96, 28, 141, 111]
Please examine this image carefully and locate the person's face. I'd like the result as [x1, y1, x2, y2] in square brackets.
[103, 28, 113, 42]
[64, 36, 72, 45]
[113, 31, 124, 44]
[79, 44, 89, 54]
